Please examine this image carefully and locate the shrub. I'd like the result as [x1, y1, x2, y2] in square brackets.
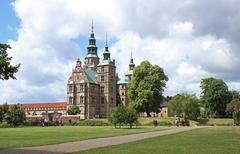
[77, 120, 111, 126]
[67, 105, 80, 115]
[108, 106, 138, 128]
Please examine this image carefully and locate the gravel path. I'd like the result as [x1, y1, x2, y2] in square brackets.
[0, 126, 203, 154]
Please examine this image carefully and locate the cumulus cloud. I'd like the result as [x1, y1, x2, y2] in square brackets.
[1, 0, 240, 103]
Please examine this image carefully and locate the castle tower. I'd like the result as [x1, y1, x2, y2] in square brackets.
[97, 34, 117, 117]
[85, 22, 99, 71]
[117, 52, 135, 106]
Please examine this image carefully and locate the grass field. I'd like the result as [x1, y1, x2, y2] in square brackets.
[0, 126, 171, 148]
[74, 126, 240, 154]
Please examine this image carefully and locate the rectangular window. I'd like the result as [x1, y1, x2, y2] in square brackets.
[111, 76, 114, 82]
[69, 97, 73, 104]
[101, 67, 104, 72]
[100, 86, 104, 93]
[111, 98, 114, 104]
[69, 85, 73, 92]
[92, 97, 95, 103]
[80, 84, 84, 92]
[80, 96, 84, 104]
[101, 76, 104, 82]
[101, 97, 104, 104]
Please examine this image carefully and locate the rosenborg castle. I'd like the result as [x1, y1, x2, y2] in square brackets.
[16, 25, 141, 119]
[66, 25, 135, 119]
[15, 25, 168, 119]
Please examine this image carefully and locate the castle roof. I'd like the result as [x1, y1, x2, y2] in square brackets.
[84, 68, 98, 84]
[98, 59, 115, 66]
[117, 75, 129, 84]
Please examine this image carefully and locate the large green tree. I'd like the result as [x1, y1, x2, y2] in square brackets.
[67, 105, 80, 115]
[5, 105, 26, 127]
[0, 43, 20, 80]
[168, 93, 200, 120]
[128, 61, 168, 117]
[200, 77, 231, 117]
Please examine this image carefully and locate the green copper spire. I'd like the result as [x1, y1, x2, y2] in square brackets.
[87, 21, 98, 55]
[129, 50, 135, 70]
[103, 32, 110, 60]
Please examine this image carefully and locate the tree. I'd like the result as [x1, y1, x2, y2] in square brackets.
[128, 61, 168, 117]
[0, 43, 20, 80]
[108, 106, 127, 128]
[107, 106, 138, 128]
[226, 99, 240, 116]
[200, 77, 231, 117]
[233, 103, 240, 125]
[5, 105, 26, 127]
[230, 90, 240, 100]
[0, 103, 9, 123]
[125, 107, 138, 129]
[168, 93, 200, 120]
[67, 105, 80, 115]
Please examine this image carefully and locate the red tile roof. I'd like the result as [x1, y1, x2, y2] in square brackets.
[17, 102, 67, 110]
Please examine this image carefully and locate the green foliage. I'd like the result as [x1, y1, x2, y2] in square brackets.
[200, 77, 231, 117]
[168, 93, 200, 120]
[125, 107, 138, 128]
[71, 120, 111, 126]
[0, 43, 20, 80]
[5, 105, 26, 127]
[128, 61, 168, 117]
[233, 103, 240, 125]
[0, 103, 9, 123]
[230, 90, 240, 100]
[67, 105, 80, 115]
[108, 106, 138, 128]
[226, 99, 240, 115]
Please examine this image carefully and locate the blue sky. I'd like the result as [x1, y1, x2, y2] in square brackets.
[0, 0, 20, 43]
[1, 0, 240, 104]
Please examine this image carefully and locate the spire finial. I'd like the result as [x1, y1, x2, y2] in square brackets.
[131, 48, 133, 59]
[105, 32, 108, 46]
[91, 20, 94, 33]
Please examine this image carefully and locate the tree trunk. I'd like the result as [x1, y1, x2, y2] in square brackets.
[147, 112, 151, 117]
[130, 124, 132, 129]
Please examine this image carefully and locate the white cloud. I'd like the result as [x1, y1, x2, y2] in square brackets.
[1, 0, 240, 103]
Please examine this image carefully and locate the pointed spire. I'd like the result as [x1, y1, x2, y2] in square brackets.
[105, 32, 108, 47]
[103, 32, 110, 60]
[76, 57, 82, 67]
[91, 20, 94, 33]
[129, 49, 135, 70]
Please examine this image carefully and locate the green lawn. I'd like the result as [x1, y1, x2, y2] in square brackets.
[0, 126, 171, 148]
[74, 126, 240, 154]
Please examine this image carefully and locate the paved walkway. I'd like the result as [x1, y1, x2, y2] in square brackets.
[0, 126, 204, 154]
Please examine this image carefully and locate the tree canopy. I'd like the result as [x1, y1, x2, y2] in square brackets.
[67, 105, 80, 115]
[0, 43, 20, 80]
[107, 106, 138, 128]
[200, 77, 231, 117]
[128, 61, 168, 117]
[168, 93, 200, 120]
[5, 105, 26, 127]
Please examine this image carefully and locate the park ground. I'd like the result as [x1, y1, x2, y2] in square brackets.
[0, 118, 238, 154]
[72, 126, 240, 154]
